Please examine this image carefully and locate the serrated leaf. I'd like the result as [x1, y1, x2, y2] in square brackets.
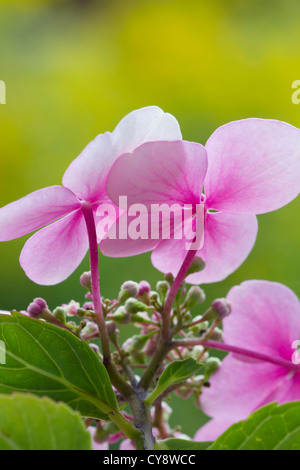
[0, 393, 92, 450]
[145, 358, 202, 405]
[155, 438, 212, 450]
[209, 402, 300, 450]
[0, 312, 118, 419]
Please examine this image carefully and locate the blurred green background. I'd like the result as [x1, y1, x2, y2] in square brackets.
[1, 0, 300, 439]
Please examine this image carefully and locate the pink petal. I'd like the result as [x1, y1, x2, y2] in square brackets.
[199, 354, 287, 425]
[151, 212, 258, 284]
[270, 371, 300, 404]
[194, 418, 235, 442]
[20, 210, 88, 285]
[205, 119, 300, 214]
[99, 211, 160, 257]
[225, 280, 300, 359]
[63, 106, 182, 203]
[106, 140, 207, 208]
[0, 186, 80, 241]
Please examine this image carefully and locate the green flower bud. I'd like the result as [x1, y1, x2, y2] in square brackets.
[185, 286, 206, 309]
[205, 357, 221, 378]
[53, 307, 67, 324]
[209, 327, 223, 342]
[111, 306, 130, 324]
[118, 281, 140, 302]
[186, 257, 206, 276]
[164, 273, 174, 284]
[183, 312, 192, 323]
[124, 297, 152, 314]
[77, 308, 88, 318]
[156, 280, 170, 298]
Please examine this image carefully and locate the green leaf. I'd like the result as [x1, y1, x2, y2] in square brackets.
[145, 358, 202, 405]
[155, 438, 212, 450]
[0, 393, 92, 450]
[209, 402, 300, 450]
[0, 312, 118, 419]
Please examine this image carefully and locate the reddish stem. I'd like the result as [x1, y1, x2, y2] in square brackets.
[81, 203, 111, 363]
[162, 248, 198, 340]
[173, 338, 300, 372]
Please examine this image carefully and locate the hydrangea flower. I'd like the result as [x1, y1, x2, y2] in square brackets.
[101, 119, 300, 283]
[195, 280, 300, 441]
[0, 107, 181, 285]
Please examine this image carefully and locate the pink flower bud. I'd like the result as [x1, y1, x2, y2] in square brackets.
[211, 298, 231, 319]
[138, 280, 151, 296]
[27, 298, 47, 317]
[121, 280, 140, 298]
[80, 271, 92, 289]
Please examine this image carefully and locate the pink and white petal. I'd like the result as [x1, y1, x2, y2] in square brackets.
[106, 140, 207, 209]
[63, 106, 182, 203]
[205, 119, 300, 214]
[63, 132, 115, 203]
[187, 212, 258, 284]
[111, 105, 182, 156]
[20, 210, 88, 285]
[225, 280, 300, 359]
[199, 354, 287, 424]
[0, 186, 80, 241]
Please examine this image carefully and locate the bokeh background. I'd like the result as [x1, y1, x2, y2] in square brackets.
[1, 0, 300, 440]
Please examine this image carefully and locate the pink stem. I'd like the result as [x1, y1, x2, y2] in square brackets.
[162, 248, 197, 340]
[81, 203, 111, 363]
[173, 338, 300, 372]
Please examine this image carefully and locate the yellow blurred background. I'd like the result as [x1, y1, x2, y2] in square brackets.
[1, 0, 300, 437]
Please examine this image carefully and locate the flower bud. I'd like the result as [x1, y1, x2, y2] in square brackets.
[144, 336, 158, 356]
[156, 281, 170, 299]
[209, 327, 223, 341]
[119, 281, 140, 302]
[138, 280, 151, 296]
[186, 257, 206, 276]
[185, 286, 206, 309]
[211, 298, 231, 319]
[164, 273, 174, 284]
[62, 300, 80, 317]
[106, 321, 117, 335]
[149, 291, 160, 304]
[34, 298, 47, 310]
[89, 343, 100, 355]
[77, 308, 88, 318]
[27, 298, 47, 317]
[80, 271, 92, 290]
[124, 298, 152, 314]
[174, 385, 193, 399]
[205, 357, 221, 378]
[53, 307, 67, 324]
[111, 306, 131, 324]
[80, 321, 99, 339]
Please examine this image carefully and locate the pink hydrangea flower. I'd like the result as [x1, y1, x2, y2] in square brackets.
[195, 280, 300, 441]
[102, 119, 300, 283]
[0, 107, 181, 285]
